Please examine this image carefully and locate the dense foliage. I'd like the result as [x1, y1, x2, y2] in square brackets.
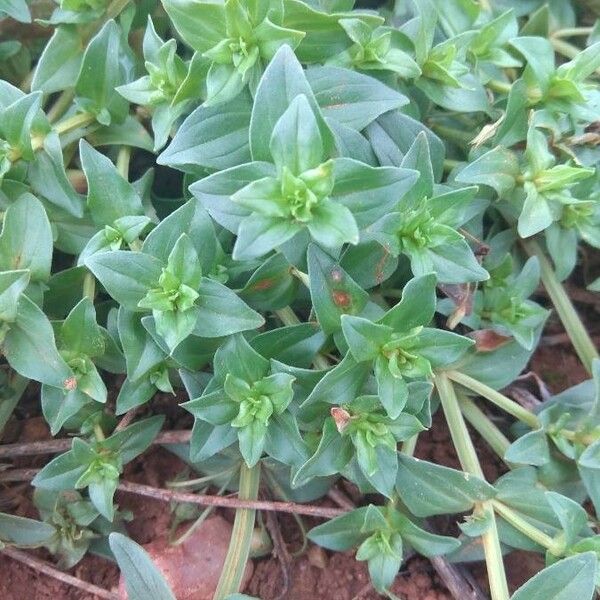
[0, 0, 599, 599]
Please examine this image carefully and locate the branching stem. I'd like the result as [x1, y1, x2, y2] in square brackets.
[434, 373, 509, 600]
[522, 239, 598, 374]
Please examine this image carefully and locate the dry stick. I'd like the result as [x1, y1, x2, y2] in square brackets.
[0, 470, 344, 518]
[0, 429, 192, 459]
[119, 481, 344, 519]
[0, 547, 119, 600]
[0, 470, 342, 519]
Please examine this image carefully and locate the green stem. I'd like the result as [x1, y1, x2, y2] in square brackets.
[446, 370, 540, 429]
[116, 146, 131, 179]
[47, 90, 75, 123]
[552, 27, 594, 38]
[274, 306, 301, 327]
[83, 273, 96, 301]
[487, 79, 512, 94]
[443, 158, 462, 172]
[523, 239, 599, 374]
[213, 463, 261, 600]
[491, 500, 562, 555]
[434, 373, 510, 600]
[551, 38, 583, 61]
[430, 124, 473, 146]
[0, 374, 29, 440]
[458, 396, 512, 465]
[290, 267, 310, 288]
[400, 434, 418, 456]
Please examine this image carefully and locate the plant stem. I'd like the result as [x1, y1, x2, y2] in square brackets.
[116, 146, 131, 179]
[8, 112, 95, 162]
[290, 267, 310, 288]
[275, 306, 300, 327]
[47, 90, 75, 123]
[491, 500, 562, 555]
[552, 27, 594, 38]
[83, 273, 96, 301]
[487, 79, 512, 94]
[446, 370, 540, 429]
[400, 434, 418, 456]
[523, 239, 599, 374]
[458, 396, 512, 466]
[434, 373, 510, 600]
[551, 38, 588, 63]
[430, 124, 473, 146]
[213, 463, 261, 600]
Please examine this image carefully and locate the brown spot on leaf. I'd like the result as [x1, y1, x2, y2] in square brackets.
[250, 277, 274, 291]
[330, 268, 343, 283]
[332, 289, 351, 308]
[468, 329, 512, 352]
[331, 407, 351, 433]
[64, 377, 77, 391]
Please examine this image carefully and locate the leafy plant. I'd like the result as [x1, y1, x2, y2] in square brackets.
[0, 1, 599, 599]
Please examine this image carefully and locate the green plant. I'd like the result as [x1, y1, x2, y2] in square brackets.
[0, 1, 599, 599]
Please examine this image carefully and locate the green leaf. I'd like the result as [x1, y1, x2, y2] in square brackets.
[160, 0, 226, 53]
[250, 44, 334, 163]
[510, 553, 597, 600]
[270, 94, 324, 175]
[504, 429, 550, 466]
[365, 111, 445, 180]
[331, 159, 418, 228]
[85, 251, 163, 310]
[75, 20, 132, 125]
[293, 418, 353, 485]
[158, 93, 252, 174]
[80, 140, 144, 226]
[61, 297, 105, 358]
[381, 273, 437, 331]
[4, 296, 73, 389]
[31, 26, 84, 93]
[394, 513, 459, 557]
[0, 0, 31, 22]
[308, 244, 369, 335]
[240, 253, 298, 311]
[0, 193, 53, 282]
[0, 270, 29, 322]
[190, 162, 276, 233]
[308, 506, 372, 551]
[29, 134, 85, 218]
[0, 513, 55, 546]
[307, 66, 408, 131]
[194, 278, 264, 338]
[456, 147, 519, 197]
[342, 316, 392, 361]
[395, 454, 496, 517]
[109, 532, 176, 600]
[32, 446, 87, 490]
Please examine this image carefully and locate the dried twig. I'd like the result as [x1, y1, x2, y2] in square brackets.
[429, 556, 488, 600]
[0, 430, 192, 459]
[0, 547, 119, 600]
[264, 502, 292, 600]
[118, 480, 345, 519]
[0, 471, 345, 518]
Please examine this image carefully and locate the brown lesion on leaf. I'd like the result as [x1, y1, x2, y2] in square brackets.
[332, 289, 351, 308]
[249, 277, 275, 291]
[64, 376, 78, 391]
